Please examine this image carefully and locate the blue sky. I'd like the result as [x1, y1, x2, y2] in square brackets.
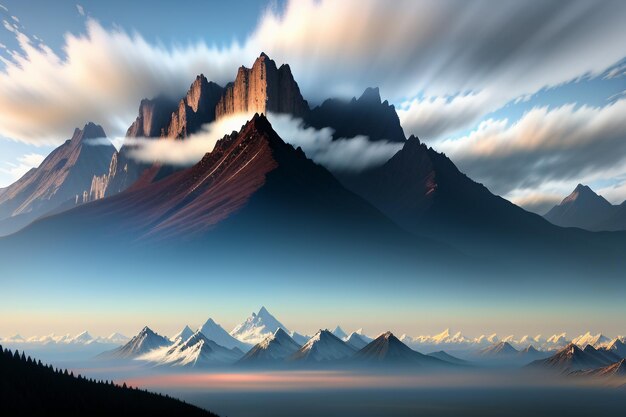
[1, 0, 625, 215]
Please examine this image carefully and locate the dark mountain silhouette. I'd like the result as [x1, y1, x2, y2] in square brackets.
[289, 329, 356, 363]
[478, 341, 519, 357]
[544, 184, 618, 231]
[0, 123, 115, 236]
[339, 135, 626, 274]
[573, 358, 626, 378]
[353, 332, 448, 366]
[603, 338, 626, 359]
[529, 343, 617, 372]
[583, 344, 621, 364]
[427, 350, 468, 365]
[0, 345, 216, 417]
[238, 328, 301, 365]
[304, 87, 406, 142]
[518, 345, 550, 361]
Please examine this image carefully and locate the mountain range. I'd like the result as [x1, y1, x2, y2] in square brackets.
[544, 184, 626, 231]
[2, 52, 626, 281]
[529, 343, 623, 372]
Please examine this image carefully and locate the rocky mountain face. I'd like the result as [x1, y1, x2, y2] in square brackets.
[529, 343, 617, 372]
[215, 53, 309, 119]
[166, 75, 224, 138]
[102, 96, 178, 198]
[33, 114, 413, 249]
[0, 123, 115, 236]
[304, 87, 406, 142]
[97, 53, 308, 200]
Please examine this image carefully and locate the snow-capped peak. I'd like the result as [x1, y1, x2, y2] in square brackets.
[171, 325, 194, 343]
[332, 326, 348, 340]
[198, 317, 250, 351]
[230, 307, 289, 345]
[69, 331, 94, 344]
[289, 329, 356, 362]
[572, 332, 610, 348]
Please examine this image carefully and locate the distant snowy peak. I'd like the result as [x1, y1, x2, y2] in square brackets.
[102, 326, 171, 359]
[230, 307, 289, 345]
[572, 332, 610, 348]
[289, 331, 310, 345]
[289, 329, 356, 362]
[332, 326, 348, 340]
[171, 325, 194, 343]
[69, 331, 94, 344]
[102, 332, 129, 344]
[199, 318, 251, 351]
[140, 331, 242, 367]
[345, 332, 370, 350]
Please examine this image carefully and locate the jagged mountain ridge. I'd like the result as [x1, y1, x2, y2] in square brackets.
[304, 87, 406, 143]
[529, 343, 618, 372]
[102, 53, 308, 198]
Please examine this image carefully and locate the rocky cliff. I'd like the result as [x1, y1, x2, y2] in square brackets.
[215, 53, 309, 119]
[166, 75, 223, 138]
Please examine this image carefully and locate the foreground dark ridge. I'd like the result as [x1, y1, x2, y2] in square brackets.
[0, 345, 217, 417]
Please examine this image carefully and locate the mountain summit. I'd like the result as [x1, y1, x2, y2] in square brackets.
[0, 122, 115, 236]
[304, 86, 406, 142]
[215, 53, 309, 119]
[544, 184, 616, 231]
[231, 306, 289, 345]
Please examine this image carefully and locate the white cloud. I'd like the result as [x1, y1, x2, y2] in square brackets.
[0, 4, 7, 12]
[268, 113, 403, 172]
[0, 153, 45, 187]
[434, 99, 626, 210]
[1, 0, 625, 147]
[0, 18, 255, 145]
[126, 113, 402, 172]
[10, 15, 18, 23]
[398, 92, 495, 141]
[126, 114, 252, 166]
[76, 4, 85, 17]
